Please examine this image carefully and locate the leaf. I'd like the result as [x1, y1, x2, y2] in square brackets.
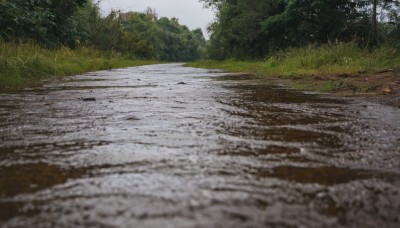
[383, 86, 393, 93]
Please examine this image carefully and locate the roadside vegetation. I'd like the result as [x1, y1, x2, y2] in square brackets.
[0, 41, 158, 89]
[187, 43, 400, 93]
[0, 0, 206, 90]
[188, 0, 400, 94]
[187, 43, 400, 77]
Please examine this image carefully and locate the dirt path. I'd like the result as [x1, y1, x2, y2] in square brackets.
[0, 64, 399, 227]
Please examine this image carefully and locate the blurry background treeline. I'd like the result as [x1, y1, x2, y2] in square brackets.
[0, 0, 206, 61]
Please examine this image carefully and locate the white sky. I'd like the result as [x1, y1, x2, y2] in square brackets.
[97, 0, 215, 39]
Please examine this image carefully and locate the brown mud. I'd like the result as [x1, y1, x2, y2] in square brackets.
[279, 69, 400, 108]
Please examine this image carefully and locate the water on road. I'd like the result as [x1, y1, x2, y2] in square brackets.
[0, 63, 399, 227]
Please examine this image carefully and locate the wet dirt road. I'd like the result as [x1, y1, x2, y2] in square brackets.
[0, 63, 399, 227]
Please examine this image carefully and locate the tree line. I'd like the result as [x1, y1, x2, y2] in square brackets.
[201, 0, 400, 60]
[0, 0, 206, 61]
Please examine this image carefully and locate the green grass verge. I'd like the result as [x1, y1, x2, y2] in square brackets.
[186, 43, 400, 78]
[0, 42, 159, 90]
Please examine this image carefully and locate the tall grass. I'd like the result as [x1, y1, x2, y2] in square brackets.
[262, 43, 400, 77]
[186, 43, 400, 78]
[0, 41, 158, 90]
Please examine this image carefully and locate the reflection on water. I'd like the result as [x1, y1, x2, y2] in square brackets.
[0, 64, 399, 227]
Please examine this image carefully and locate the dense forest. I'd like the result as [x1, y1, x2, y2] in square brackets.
[201, 0, 400, 60]
[0, 0, 206, 61]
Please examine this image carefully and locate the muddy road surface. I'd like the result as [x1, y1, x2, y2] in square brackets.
[1, 63, 399, 227]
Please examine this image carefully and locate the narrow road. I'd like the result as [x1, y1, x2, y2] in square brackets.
[1, 63, 399, 227]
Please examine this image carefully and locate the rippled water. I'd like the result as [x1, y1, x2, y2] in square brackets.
[1, 63, 399, 227]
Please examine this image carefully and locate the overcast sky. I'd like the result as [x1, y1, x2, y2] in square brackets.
[98, 0, 215, 39]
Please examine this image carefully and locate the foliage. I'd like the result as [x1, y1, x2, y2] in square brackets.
[201, 0, 400, 60]
[261, 43, 400, 76]
[0, 0, 55, 43]
[0, 41, 158, 90]
[0, 0, 86, 45]
[186, 43, 400, 77]
[120, 12, 206, 61]
[0, 1, 206, 61]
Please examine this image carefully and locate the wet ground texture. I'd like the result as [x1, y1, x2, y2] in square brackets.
[1, 64, 400, 227]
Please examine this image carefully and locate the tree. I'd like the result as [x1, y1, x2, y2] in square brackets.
[0, 0, 55, 42]
[46, 0, 87, 45]
[201, 0, 391, 59]
[119, 11, 206, 61]
[370, 0, 400, 46]
[0, 0, 88, 45]
[0, 0, 207, 60]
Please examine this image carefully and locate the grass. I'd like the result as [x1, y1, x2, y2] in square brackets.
[186, 43, 400, 93]
[186, 43, 400, 78]
[0, 41, 159, 90]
